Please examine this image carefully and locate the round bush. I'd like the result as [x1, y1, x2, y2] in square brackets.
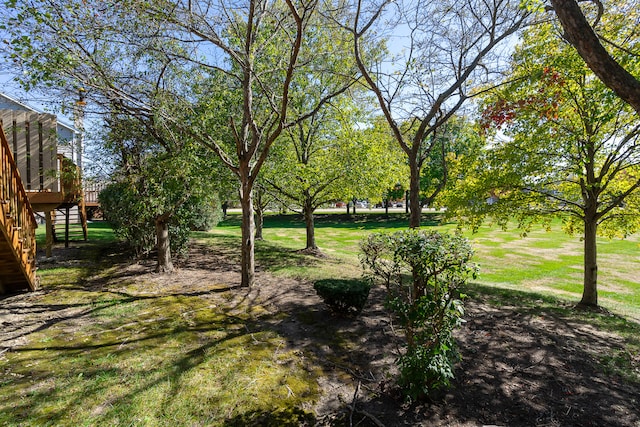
[313, 279, 371, 315]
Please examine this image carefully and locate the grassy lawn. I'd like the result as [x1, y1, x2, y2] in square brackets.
[3, 222, 317, 426]
[209, 212, 640, 321]
[1, 214, 638, 425]
[466, 223, 640, 321]
[35, 220, 117, 245]
[197, 212, 446, 282]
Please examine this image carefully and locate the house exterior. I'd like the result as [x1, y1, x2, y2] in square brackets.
[1, 116, 38, 293]
[0, 92, 81, 185]
[0, 93, 87, 293]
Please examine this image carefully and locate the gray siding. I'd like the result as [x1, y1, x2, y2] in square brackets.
[0, 110, 59, 192]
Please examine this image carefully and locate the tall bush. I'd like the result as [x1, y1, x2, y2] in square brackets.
[99, 181, 221, 257]
[360, 230, 477, 400]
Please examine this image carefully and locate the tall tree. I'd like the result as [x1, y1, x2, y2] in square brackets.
[414, 116, 484, 209]
[246, 6, 365, 252]
[142, 0, 361, 287]
[333, 0, 531, 227]
[444, 20, 640, 308]
[263, 109, 404, 251]
[1, 0, 218, 271]
[253, 180, 277, 240]
[2, 0, 356, 287]
[99, 113, 222, 272]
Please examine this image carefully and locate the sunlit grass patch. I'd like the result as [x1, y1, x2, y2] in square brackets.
[35, 220, 117, 246]
[37, 266, 87, 288]
[461, 223, 640, 321]
[0, 289, 318, 426]
[1, 223, 319, 425]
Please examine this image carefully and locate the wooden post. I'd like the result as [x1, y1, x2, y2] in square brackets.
[45, 210, 53, 258]
[65, 206, 70, 248]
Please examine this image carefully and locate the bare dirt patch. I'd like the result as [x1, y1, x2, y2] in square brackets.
[2, 240, 639, 426]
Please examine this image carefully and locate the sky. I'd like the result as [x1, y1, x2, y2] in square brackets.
[0, 71, 77, 128]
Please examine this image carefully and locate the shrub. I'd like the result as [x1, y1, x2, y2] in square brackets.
[360, 230, 477, 400]
[313, 279, 372, 315]
[99, 182, 221, 257]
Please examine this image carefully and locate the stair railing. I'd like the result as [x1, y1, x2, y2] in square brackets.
[0, 122, 38, 291]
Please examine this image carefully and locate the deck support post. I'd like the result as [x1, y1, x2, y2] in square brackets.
[64, 207, 70, 248]
[45, 210, 53, 258]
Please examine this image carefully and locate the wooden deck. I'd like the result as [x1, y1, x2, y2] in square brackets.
[26, 154, 84, 210]
[26, 154, 88, 251]
[83, 181, 106, 208]
[0, 122, 38, 293]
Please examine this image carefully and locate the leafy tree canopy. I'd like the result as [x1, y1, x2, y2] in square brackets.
[444, 14, 640, 306]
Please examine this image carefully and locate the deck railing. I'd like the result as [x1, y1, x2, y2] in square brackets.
[0, 122, 38, 291]
[83, 180, 107, 206]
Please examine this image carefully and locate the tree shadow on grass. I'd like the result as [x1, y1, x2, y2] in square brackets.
[4, 235, 639, 426]
[215, 212, 445, 231]
[222, 406, 316, 426]
[2, 304, 253, 425]
[313, 213, 444, 229]
[193, 233, 322, 274]
[1, 239, 339, 425]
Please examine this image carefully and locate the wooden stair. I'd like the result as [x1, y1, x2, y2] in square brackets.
[0, 123, 38, 293]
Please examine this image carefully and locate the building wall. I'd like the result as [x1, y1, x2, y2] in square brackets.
[0, 110, 59, 192]
[0, 93, 79, 167]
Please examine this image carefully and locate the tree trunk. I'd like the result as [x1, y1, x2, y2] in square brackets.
[303, 195, 317, 250]
[45, 210, 53, 258]
[408, 162, 422, 228]
[239, 179, 255, 288]
[155, 216, 174, 273]
[64, 206, 70, 248]
[254, 187, 264, 241]
[580, 216, 598, 307]
[255, 204, 264, 240]
[550, 0, 640, 114]
[405, 190, 409, 214]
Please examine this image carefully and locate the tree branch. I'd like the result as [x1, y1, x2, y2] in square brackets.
[549, 0, 640, 113]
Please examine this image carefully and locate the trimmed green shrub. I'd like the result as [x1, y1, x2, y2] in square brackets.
[360, 230, 477, 400]
[313, 279, 372, 315]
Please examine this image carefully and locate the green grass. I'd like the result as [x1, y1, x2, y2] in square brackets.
[463, 223, 640, 321]
[35, 220, 116, 246]
[208, 212, 639, 321]
[0, 294, 316, 425]
[2, 222, 318, 426]
[199, 212, 448, 281]
[2, 215, 639, 425]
